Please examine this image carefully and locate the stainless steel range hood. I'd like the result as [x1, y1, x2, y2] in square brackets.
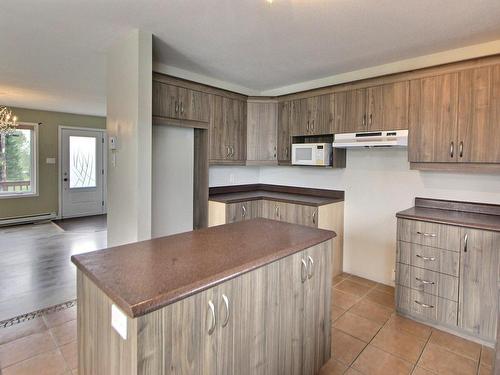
[332, 130, 408, 148]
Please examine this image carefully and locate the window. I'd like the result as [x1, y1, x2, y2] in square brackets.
[0, 124, 37, 197]
[69, 135, 96, 189]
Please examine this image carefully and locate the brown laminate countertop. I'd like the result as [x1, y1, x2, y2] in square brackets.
[209, 184, 344, 206]
[396, 198, 500, 232]
[71, 219, 335, 318]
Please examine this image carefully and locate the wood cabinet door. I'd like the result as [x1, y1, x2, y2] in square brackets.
[209, 95, 227, 160]
[458, 65, 500, 163]
[216, 280, 235, 375]
[367, 82, 409, 131]
[163, 287, 218, 375]
[281, 203, 318, 228]
[343, 88, 368, 133]
[226, 201, 259, 223]
[408, 73, 459, 162]
[179, 87, 210, 123]
[308, 94, 334, 135]
[303, 242, 332, 375]
[152, 81, 179, 119]
[247, 101, 277, 162]
[459, 228, 500, 341]
[230, 99, 247, 163]
[277, 101, 291, 163]
[260, 200, 284, 221]
[290, 99, 308, 136]
[278, 250, 307, 375]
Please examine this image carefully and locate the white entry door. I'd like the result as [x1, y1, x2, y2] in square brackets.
[61, 128, 106, 218]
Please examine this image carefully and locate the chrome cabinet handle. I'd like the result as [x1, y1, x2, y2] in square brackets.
[369, 114, 373, 127]
[307, 256, 314, 279]
[226, 146, 231, 157]
[464, 233, 468, 253]
[415, 277, 435, 285]
[416, 231, 436, 237]
[414, 300, 434, 309]
[300, 259, 308, 283]
[459, 141, 463, 158]
[221, 294, 230, 328]
[275, 205, 280, 219]
[450, 141, 454, 158]
[242, 205, 247, 218]
[416, 254, 436, 261]
[362, 114, 366, 127]
[207, 300, 216, 335]
[230, 146, 235, 157]
[180, 102, 184, 114]
[174, 101, 179, 114]
[311, 120, 315, 132]
[285, 147, 289, 158]
[312, 209, 318, 225]
[306, 120, 310, 132]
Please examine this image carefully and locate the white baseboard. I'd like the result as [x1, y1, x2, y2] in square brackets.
[0, 212, 57, 227]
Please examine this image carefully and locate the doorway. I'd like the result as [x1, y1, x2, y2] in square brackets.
[60, 127, 106, 218]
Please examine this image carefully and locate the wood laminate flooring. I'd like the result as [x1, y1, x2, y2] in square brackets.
[52, 215, 107, 233]
[0, 220, 106, 322]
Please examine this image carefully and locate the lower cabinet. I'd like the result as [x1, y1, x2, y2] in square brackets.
[396, 218, 500, 343]
[226, 201, 260, 223]
[78, 241, 332, 375]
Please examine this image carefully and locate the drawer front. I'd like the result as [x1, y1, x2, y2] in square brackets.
[397, 286, 458, 327]
[397, 263, 458, 301]
[397, 219, 461, 251]
[397, 241, 459, 277]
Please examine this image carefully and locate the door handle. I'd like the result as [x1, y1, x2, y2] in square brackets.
[362, 114, 366, 127]
[415, 277, 435, 285]
[242, 205, 247, 218]
[414, 300, 434, 309]
[207, 300, 216, 335]
[180, 102, 184, 114]
[464, 233, 468, 253]
[416, 254, 436, 261]
[459, 141, 464, 158]
[416, 231, 437, 237]
[300, 259, 308, 283]
[450, 141, 454, 158]
[221, 294, 230, 328]
[306, 120, 310, 133]
[312, 209, 318, 225]
[369, 113, 373, 127]
[174, 101, 179, 114]
[63, 178, 68, 182]
[307, 256, 314, 279]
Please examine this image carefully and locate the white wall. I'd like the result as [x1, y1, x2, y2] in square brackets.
[210, 149, 500, 285]
[152, 126, 194, 237]
[106, 30, 152, 246]
[209, 166, 260, 186]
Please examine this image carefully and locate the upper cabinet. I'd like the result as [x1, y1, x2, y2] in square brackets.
[409, 64, 500, 166]
[336, 81, 409, 133]
[246, 99, 278, 164]
[209, 95, 247, 165]
[290, 94, 334, 136]
[277, 101, 292, 164]
[152, 81, 210, 123]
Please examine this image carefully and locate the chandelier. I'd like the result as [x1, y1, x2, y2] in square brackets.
[0, 106, 18, 134]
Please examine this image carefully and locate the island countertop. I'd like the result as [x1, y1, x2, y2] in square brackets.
[71, 218, 336, 318]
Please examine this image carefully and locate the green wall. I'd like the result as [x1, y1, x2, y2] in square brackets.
[0, 107, 106, 219]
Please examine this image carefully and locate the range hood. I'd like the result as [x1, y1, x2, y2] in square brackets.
[332, 130, 408, 148]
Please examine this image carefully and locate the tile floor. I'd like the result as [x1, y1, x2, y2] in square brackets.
[320, 273, 495, 375]
[0, 273, 494, 375]
[0, 305, 77, 374]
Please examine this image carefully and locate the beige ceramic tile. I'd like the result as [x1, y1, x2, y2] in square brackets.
[332, 290, 360, 310]
[331, 305, 346, 322]
[318, 358, 348, 375]
[429, 329, 481, 362]
[349, 299, 393, 325]
[363, 289, 395, 308]
[371, 325, 427, 364]
[0, 318, 48, 346]
[344, 367, 364, 374]
[60, 341, 77, 370]
[335, 280, 373, 297]
[2, 349, 68, 375]
[331, 328, 367, 366]
[375, 283, 395, 296]
[43, 307, 76, 329]
[50, 320, 76, 347]
[0, 331, 56, 369]
[480, 345, 494, 368]
[411, 367, 435, 375]
[333, 274, 348, 286]
[478, 363, 493, 375]
[352, 344, 413, 375]
[347, 275, 377, 288]
[386, 315, 432, 340]
[333, 312, 382, 343]
[418, 343, 478, 375]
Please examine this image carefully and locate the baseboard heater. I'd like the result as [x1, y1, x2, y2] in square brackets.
[0, 212, 57, 227]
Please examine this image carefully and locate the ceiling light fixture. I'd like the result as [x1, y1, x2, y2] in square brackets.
[0, 106, 19, 134]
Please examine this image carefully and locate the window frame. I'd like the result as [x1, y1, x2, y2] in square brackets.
[0, 122, 39, 199]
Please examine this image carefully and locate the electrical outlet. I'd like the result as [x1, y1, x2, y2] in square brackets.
[391, 269, 396, 282]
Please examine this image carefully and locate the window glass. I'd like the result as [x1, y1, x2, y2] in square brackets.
[69, 136, 96, 189]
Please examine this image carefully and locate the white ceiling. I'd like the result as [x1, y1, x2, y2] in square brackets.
[1, 0, 500, 116]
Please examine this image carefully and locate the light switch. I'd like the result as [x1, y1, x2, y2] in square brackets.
[46, 157, 56, 164]
[111, 304, 127, 340]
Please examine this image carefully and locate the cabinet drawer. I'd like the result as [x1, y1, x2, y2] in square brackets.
[397, 285, 457, 327]
[397, 219, 460, 251]
[396, 263, 458, 301]
[397, 241, 459, 277]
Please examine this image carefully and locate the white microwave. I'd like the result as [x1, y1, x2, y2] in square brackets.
[292, 143, 332, 166]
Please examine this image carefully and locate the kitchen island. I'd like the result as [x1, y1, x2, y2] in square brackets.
[72, 218, 336, 375]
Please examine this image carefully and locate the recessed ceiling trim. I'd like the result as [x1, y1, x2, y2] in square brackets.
[153, 62, 259, 96]
[260, 39, 500, 97]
